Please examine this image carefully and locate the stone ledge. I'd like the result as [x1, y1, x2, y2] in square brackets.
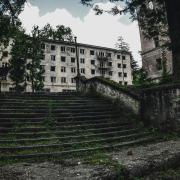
[141, 82, 180, 92]
[85, 76, 140, 100]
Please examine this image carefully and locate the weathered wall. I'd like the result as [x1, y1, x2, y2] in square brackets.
[142, 48, 173, 80]
[78, 77, 140, 115]
[78, 76, 180, 132]
[141, 84, 180, 132]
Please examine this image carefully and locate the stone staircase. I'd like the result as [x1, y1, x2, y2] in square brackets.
[0, 92, 157, 162]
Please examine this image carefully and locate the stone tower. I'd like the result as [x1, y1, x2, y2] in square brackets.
[139, 1, 173, 81]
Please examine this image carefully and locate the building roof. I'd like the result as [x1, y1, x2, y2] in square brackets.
[44, 39, 130, 55]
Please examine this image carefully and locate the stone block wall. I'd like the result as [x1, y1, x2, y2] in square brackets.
[78, 77, 140, 115]
[78, 76, 180, 132]
[141, 84, 180, 132]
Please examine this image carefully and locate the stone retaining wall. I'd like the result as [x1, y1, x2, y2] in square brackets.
[77, 76, 140, 115]
[141, 84, 180, 132]
[77, 76, 180, 132]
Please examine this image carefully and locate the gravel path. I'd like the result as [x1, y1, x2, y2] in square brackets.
[0, 139, 180, 180]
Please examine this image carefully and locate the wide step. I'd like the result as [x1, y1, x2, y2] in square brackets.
[0, 92, 158, 162]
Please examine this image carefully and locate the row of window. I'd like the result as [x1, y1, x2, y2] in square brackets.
[46, 45, 96, 56]
[49, 66, 86, 74]
[108, 71, 127, 77]
[49, 65, 128, 77]
[61, 67, 96, 75]
[49, 76, 128, 84]
[109, 62, 127, 68]
[44, 56, 128, 68]
[43, 44, 127, 59]
[119, 81, 128, 85]
[48, 76, 76, 83]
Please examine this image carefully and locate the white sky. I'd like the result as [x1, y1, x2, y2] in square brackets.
[19, 2, 142, 66]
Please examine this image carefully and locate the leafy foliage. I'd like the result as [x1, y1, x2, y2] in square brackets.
[0, 0, 26, 54]
[26, 26, 45, 92]
[132, 68, 153, 87]
[9, 30, 28, 92]
[115, 36, 130, 51]
[40, 23, 74, 42]
[115, 36, 139, 82]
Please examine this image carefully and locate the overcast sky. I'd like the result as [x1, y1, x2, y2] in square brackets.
[19, 0, 142, 66]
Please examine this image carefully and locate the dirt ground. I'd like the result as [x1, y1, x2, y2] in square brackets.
[0, 139, 180, 180]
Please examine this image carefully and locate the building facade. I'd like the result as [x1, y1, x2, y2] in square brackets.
[139, 1, 173, 80]
[140, 31, 173, 80]
[0, 40, 133, 92]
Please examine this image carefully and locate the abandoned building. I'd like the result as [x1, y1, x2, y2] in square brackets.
[0, 40, 133, 92]
[139, 1, 173, 81]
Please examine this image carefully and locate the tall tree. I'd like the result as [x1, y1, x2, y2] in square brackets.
[40, 23, 74, 41]
[115, 36, 130, 52]
[0, 0, 26, 55]
[26, 26, 45, 92]
[9, 30, 28, 92]
[115, 36, 139, 81]
[81, 0, 180, 82]
[54, 25, 73, 41]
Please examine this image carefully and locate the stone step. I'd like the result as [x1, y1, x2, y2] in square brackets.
[0, 103, 109, 108]
[0, 99, 106, 104]
[0, 132, 150, 153]
[0, 128, 139, 144]
[0, 110, 119, 118]
[0, 109, 116, 115]
[0, 118, 128, 127]
[0, 125, 133, 138]
[0, 136, 158, 161]
[0, 114, 121, 121]
[0, 104, 111, 110]
[0, 92, 79, 97]
[0, 121, 129, 133]
[0, 107, 113, 113]
[0, 98, 105, 103]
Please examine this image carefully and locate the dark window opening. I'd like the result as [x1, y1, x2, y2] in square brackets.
[71, 48, 75, 53]
[156, 58, 162, 70]
[109, 71, 113, 76]
[71, 67, 76, 73]
[122, 55, 126, 60]
[91, 60, 95, 65]
[51, 55, 56, 61]
[118, 72, 122, 77]
[118, 63, 121, 68]
[154, 36, 159, 48]
[61, 77, 66, 83]
[80, 58, 85, 64]
[71, 57, 75, 63]
[108, 62, 112, 66]
[107, 53, 111, 57]
[61, 46, 66, 52]
[61, 56, 66, 62]
[90, 50, 95, 55]
[51, 45, 56, 51]
[80, 49, 85, 54]
[91, 69, 95, 75]
[61, 66, 66, 72]
[51, 66, 56, 72]
[124, 73, 127, 77]
[51, 76, 56, 83]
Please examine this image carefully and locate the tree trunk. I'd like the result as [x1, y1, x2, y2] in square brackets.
[165, 0, 180, 82]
